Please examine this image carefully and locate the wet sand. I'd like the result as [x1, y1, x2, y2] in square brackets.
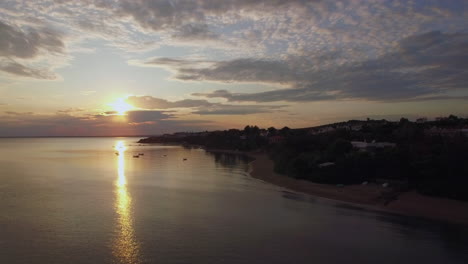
[208, 149, 468, 226]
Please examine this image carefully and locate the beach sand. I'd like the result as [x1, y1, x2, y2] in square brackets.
[209, 150, 468, 226]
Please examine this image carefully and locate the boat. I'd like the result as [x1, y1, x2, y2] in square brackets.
[133, 155, 139, 158]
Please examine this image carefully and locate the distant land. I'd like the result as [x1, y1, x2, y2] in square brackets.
[139, 115, 468, 224]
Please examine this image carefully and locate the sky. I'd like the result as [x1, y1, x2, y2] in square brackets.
[0, 0, 467, 136]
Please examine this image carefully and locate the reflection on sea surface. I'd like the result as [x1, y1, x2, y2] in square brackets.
[206, 152, 254, 169]
[0, 138, 467, 264]
[113, 141, 140, 264]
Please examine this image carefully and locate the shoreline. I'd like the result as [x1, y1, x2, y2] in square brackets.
[207, 149, 468, 226]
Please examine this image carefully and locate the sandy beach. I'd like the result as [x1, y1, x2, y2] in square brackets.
[208, 149, 468, 226]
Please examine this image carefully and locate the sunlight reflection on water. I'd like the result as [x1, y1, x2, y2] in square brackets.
[113, 140, 140, 264]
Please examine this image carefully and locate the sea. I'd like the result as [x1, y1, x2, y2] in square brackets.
[0, 137, 467, 264]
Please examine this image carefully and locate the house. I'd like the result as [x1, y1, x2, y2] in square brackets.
[269, 135, 284, 144]
[173, 132, 190, 138]
[416, 117, 427, 123]
[260, 131, 269, 137]
[351, 140, 396, 150]
[318, 162, 335, 168]
[350, 125, 362, 131]
[310, 126, 336, 135]
[351, 141, 368, 149]
[425, 127, 466, 137]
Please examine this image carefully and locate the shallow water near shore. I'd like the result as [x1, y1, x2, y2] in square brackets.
[0, 137, 467, 264]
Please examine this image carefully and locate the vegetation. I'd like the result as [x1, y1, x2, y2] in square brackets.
[139, 116, 468, 201]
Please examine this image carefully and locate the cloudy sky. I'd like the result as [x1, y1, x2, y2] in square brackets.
[0, 0, 467, 136]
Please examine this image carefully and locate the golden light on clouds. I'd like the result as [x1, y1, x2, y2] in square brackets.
[109, 98, 135, 115]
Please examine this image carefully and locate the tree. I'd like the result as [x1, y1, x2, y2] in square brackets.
[267, 127, 277, 135]
[280, 126, 290, 136]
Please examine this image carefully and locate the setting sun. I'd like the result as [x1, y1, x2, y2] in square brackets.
[109, 98, 134, 115]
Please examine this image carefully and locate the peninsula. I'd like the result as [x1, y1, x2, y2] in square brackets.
[139, 115, 468, 225]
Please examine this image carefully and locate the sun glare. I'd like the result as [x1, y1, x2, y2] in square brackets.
[109, 98, 134, 115]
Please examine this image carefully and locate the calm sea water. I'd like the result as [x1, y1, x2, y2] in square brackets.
[0, 137, 467, 264]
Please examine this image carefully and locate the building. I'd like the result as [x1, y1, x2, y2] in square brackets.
[318, 162, 335, 168]
[416, 117, 427, 123]
[269, 135, 284, 144]
[425, 127, 467, 137]
[351, 140, 396, 151]
[309, 126, 336, 135]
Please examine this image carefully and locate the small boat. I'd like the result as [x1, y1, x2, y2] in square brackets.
[133, 155, 140, 158]
[183, 158, 187, 161]
[138, 153, 144, 156]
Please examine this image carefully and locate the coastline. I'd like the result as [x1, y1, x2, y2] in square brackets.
[208, 149, 468, 226]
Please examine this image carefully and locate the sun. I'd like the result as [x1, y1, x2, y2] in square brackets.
[109, 98, 134, 115]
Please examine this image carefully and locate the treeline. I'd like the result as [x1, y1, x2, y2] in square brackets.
[139, 125, 290, 151]
[269, 116, 468, 200]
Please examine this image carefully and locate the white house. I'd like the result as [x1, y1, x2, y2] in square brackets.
[351, 141, 396, 150]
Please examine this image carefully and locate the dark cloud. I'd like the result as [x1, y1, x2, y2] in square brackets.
[0, 20, 64, 59]
[127, 96, 214, 109]
[192, 104, 285, 115]
[0, 61, 57, 79]
[165, 31, 468, 102]
[192, 89, 337, 102]
[117, 0, 307, 30]
[172, 23, 219, 41]
[0, 110, 217, 137]
[116, 0, 311, 42]
[142, 57, 214, 71]
[0, 20, 64, 79]
[127, 95, 285, 115]
[398, 95, 468, 102]
[5, 111, 34, 115]
[176, 59, 298, 83]
[125, 110, 173, 123]
[56, 108, 85, 114]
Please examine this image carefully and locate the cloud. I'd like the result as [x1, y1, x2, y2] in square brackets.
[127, 95, 214, 109]
[56, 108, 85, 114]
[0, 20, 64, 79]
[0, 61, 57, 79]
[172, 23, 219, 41]
[0, 20, 64, 59]
[127, 95, 285, 115]
[160, 31, 468, 102]
[0, 110, 217, 137]
[176, 58, 298, 83]
[192, 89, 337, 103]
[116, 0, 301, 32]
[3, 0, 468, 65]
[125, 110, 173, 123]
[192, 104, 285, 115]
